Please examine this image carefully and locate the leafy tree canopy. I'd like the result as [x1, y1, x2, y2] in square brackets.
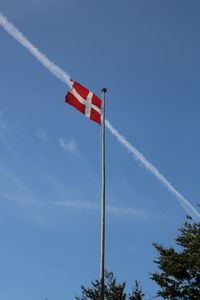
[75, 271, 146, 300]
[151, 218, 200, 299]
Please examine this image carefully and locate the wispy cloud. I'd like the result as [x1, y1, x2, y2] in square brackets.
[1, 191, 150, 223]
[36, 128, 48, 141]
[106, 205, 148, 218]
[59, 138, 78, 154]
[51, 200, 149, 220]
[52, 200, 99, 210]
[0, 192, 37, 205]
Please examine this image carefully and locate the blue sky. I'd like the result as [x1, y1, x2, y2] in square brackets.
[0, 1, 200, 299]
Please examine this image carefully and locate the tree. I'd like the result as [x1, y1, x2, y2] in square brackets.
[75, 271, 146, 300]
[151, 218, 200, 299]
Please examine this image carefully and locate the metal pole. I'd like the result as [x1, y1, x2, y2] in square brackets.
[100, 88, 107, 300]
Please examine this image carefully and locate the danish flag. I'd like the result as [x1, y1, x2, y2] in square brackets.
[65, 80, 101, 124]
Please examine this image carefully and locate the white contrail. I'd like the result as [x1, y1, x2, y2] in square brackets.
[105, 120, 200, 221]
[0, 12, 71, 86]
[1, 12, 199, 220]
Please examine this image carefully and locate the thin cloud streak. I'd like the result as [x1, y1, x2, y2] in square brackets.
[0, 12, 71, 86]
[51, 200, 149, 219]
[52, 200, 99, 210]
[1, 12, 199, 220]
[1, 189, 149, 220]
[105, 120, 200, 221]
[0, 192, 38, 205]
[106, 205, 148, 218]
[1, 192, 150, 223]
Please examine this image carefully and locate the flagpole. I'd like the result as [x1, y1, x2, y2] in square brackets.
[100, 88, 107, 300]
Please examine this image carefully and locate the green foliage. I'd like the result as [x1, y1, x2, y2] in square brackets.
[75, 271, 146, 300]
[75, 219, 200, 299]
[151, 220, 200, 299]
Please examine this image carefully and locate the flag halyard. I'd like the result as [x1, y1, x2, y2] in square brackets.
[65, 81, 101, 124]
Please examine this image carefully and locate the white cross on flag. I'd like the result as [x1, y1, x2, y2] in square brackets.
[65, 80, 101, 124]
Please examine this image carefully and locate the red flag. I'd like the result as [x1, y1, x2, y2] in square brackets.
[65, 80, 101, 124]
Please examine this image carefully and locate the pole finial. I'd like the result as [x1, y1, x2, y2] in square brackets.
[101, 88, 107, 93]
